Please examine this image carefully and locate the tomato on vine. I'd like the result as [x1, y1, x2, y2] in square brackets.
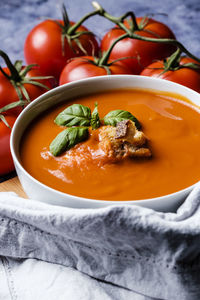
[59, 32, 133, 84]
[0, 115, 16, 175]
[0, 50, 52, 116]
[59, 56, 132, 84]
[0, 50, 53, 176]
[99, 6, 176, 74]
[24, 5, 99, 82]
[140, 49, 200, 93]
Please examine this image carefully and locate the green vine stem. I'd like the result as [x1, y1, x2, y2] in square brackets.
[66, 32, 133, 75]
[56, 4, 102, 56]
[69, 32, 135, 75]
[0, 100, 28, 114]
[151, 48, 200, 75]
[163, 48, 182, 70]
[92, 1, 138, 33]
[0, 114, 12, 129]
[92, 1, 200, 64]
[0, 99, 28, 128]
[98, 33, 129, 66]
[67, 6, 103, 35]
[0, 50, 21, 82]
[129, 33, 200, 63]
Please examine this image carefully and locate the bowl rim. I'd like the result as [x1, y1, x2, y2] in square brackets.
[10, 74, 200, 205]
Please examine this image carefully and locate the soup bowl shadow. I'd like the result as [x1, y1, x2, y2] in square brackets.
[10, 75, 200, 212]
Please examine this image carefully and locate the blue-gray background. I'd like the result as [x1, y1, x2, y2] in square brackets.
[0, 0, 200, 65]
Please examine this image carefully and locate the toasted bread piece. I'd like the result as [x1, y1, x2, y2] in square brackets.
[98, 120, 151, 160]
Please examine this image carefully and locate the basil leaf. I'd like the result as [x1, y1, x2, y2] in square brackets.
[103, 110, 141, 129]
[91, 102, 100, 130]
[50, 129, 69, 156]
[55, 104, 91, 127]
[67, 127, 89, 149]
[50, 127, 89, 156]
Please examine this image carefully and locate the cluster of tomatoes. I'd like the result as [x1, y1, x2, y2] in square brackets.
[1, 2, 200, 176]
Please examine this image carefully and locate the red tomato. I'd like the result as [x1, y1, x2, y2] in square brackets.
[140, 57, 200, 93]
[24, 20, 99, 82]
[0, 115, 16, 175]
[0, 67, 52, 116]
[101, 17, 176, 74]
[59, 56, 133, 85]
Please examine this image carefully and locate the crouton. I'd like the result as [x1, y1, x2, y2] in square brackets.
[98, 120, 151, 160]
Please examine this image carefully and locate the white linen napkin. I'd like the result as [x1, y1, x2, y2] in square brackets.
[0, 185, 200, 300]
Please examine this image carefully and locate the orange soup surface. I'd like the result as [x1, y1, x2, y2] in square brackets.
[20, 89, 200, 200]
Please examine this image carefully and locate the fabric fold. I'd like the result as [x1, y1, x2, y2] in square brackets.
[0, 187, 200, 300]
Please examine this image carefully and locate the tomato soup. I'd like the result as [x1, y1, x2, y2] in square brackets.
[20, 89, 200, 200]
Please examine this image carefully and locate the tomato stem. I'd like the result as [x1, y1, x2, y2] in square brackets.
[62, 4, 70, 32]
[0, 50, 21, 82]
[0, 100, 28, 114]
[0, 114, 11, 129]
[0, 49, 52, 115]
[158, 48, 182, 75]
[59, 4, 101, 56]
[67, 5, 102, 35]
[129, 33, 200, 63]
[163, 48, 181, 70]
[121, 12, 139, 31]
[98, 33, 129, 66]
[158, 48, 200, 75]
[10, 80, 24, 101]
[92, 1, 135, 34]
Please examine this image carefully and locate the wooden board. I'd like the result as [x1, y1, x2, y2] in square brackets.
[0, 177, 27, 198]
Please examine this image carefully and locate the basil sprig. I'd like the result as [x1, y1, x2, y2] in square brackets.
[50, 127, 89, 156]
[91, 102, 100, 130]
[103, 110, 141, 129]
[55, 104, 91, 126]
[50, 103, 141, 156]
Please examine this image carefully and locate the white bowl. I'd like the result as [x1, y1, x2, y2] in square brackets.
[10, 75, 200, 212]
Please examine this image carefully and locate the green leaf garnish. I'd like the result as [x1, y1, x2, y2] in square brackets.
[91, 102, 100, 130]
[55, 104, 91, 127]
[50, 127, 89, 156]
[103, 109, 141, 129]
[50, 103, 142, 156]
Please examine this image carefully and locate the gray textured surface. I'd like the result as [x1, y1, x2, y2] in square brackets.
[0, 0, 200, 65]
